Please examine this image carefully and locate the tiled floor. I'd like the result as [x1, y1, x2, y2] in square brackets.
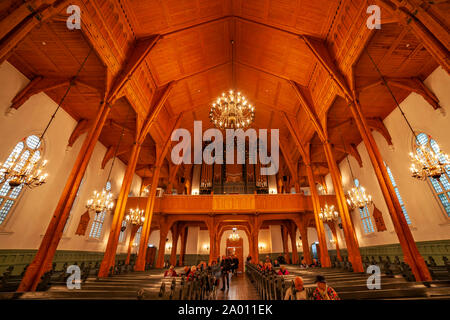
[215, 273, 260, 300]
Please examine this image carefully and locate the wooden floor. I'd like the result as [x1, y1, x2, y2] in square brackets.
[216, 272, 260, 300]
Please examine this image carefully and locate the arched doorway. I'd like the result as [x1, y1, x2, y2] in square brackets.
[226, 237, 244, 273]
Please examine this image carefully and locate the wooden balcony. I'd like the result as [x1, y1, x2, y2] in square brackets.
[126, 194, 337, 215]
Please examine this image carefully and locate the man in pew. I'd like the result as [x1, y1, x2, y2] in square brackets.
[277, 265, 290, 276]
[257, 261, 264, 271]
[264, 262, 276, 275]
[164, 265, 178, 277]
[284, 276, 307, 300]
[312, 275, 340, 300]
[273, 260, 280, 267]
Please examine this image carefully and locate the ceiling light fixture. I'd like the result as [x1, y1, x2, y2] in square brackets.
[209, 40, 255, 130]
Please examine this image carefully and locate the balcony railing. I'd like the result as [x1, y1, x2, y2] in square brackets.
[125, 193, 338, 215]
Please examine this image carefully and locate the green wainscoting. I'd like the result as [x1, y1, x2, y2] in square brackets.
[0, 249, 127, 275]
[162, 254, 210, 267]
[328, 239, 450, 265]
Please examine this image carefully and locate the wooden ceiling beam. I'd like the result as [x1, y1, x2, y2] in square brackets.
[289, 81, 327, 142]
[333, 144, 363, 168]
[0, 0, 70, 63]
[280, 112, 308, 164]
[101, 146, 133, 170]
[301, 35, 353, 101]
[67, 118, 90, 148]
[279, 139, 298, 183]
[107, 35, 161, 105]
[138, 81, 177, 145]
[385, 77, 441, 110]
[366, 117, 394, 146]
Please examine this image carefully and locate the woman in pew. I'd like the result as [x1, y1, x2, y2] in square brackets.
[264, 262, 276, 275]
[312, 275, 340, 300]
[277, 265, 290, 276]
[164, 265, 178, 277]
[187, 266, 197, 281]
[257, 261, 264, 271]
[284, 276, 307, 300]
[273, 260, 280, 267]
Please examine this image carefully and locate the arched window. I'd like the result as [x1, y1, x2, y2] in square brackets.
[385, 163, 412, 224]
[414, 133, 450, 216]
[354, 179, 375, 234]
[0, 135, 43, 225]
[88, 181, 111, 239]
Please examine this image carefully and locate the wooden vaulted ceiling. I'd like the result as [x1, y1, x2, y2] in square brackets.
[2, 0, 444, 188]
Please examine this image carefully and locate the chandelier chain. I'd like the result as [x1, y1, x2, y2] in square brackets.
[39, 47, 93, 143]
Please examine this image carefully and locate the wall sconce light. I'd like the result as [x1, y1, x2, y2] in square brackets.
[258, 243, 266, 251]
[330, 239, 336, 245]
[296, 242, 302, 248]
[165, 243, 172, 251]
[203, 244, 210, 251]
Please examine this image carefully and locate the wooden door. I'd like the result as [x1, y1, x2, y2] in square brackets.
[226, 238, 244, 273]
[146, 246, 157, 266]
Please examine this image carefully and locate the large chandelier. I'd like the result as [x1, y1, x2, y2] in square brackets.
[410, 143, 449, 180]
[210, 90, 254, 129]
[86, 188, 114, 214]
[0, 148, 48, 188]
[125, 208, 145, 226]
[347, 185, 373, 210]
[210, 40, 255, 130]
[229, 228, 240, 240]
[366, 48, 450, 182]
[319, 204, 339, 222]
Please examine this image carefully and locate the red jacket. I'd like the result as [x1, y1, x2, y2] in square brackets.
[278, 269, 290, 275]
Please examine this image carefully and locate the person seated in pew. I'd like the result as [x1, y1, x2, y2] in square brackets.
[264, 262, 276, 275]
[273, 260, 280, 267]
[312, 275, 340, 300]
[310, 259, 319, 268]
[182, 266, 190, 276]
[284, 276, 307, 300]
[257, 261, 264, 271]
[265, 255, 272, 263]
[164, 265, 178, 277]
[187, 266, 197, 281]
[277, 265, 290, 276]
[300, 259, 308, 268]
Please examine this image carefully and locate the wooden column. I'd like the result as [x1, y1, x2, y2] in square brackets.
[134, 165, 162, 270]
[178, 226, 187, 266]
[281, 225, 291, 264]
[156, 226, 169, 268]
[125, 224, 141, 265]
[17, 101, 111, 292]
[348, 98, 432, 281]
[327, 222, 342, 261]
[98, 141, 142, 277]
[323, 140, 363, 272]
[297, 222, 312, 265]
[305, 164, 331, 267]
[207, 220, 217, 264]
[288, 223, 299, 264]
[170, 224, 180, 266]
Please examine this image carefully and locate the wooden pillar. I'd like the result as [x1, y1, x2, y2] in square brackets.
[170, 224, 180, 266]
[17, 101, 110, 292]
[297, 223, 312, 265]
[281, 225, 291, 264]
[208, 223, 217, 264]
[322, 141, 363, 272]
[305, 164, 331, 267]
[125, 224, 141, 265]
[156, 226, 169, 268]
[98, 141, 142, 277]
[327, 222, 342, 262]
[178, 226, 188, 266]
[288, 223, 299, 264]
[348, 99, 432, 281]
[134, 166, 162, 271]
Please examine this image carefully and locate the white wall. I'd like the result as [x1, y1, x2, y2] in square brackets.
[325, 66, 450, 248]
[0, 62, 142, 253]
